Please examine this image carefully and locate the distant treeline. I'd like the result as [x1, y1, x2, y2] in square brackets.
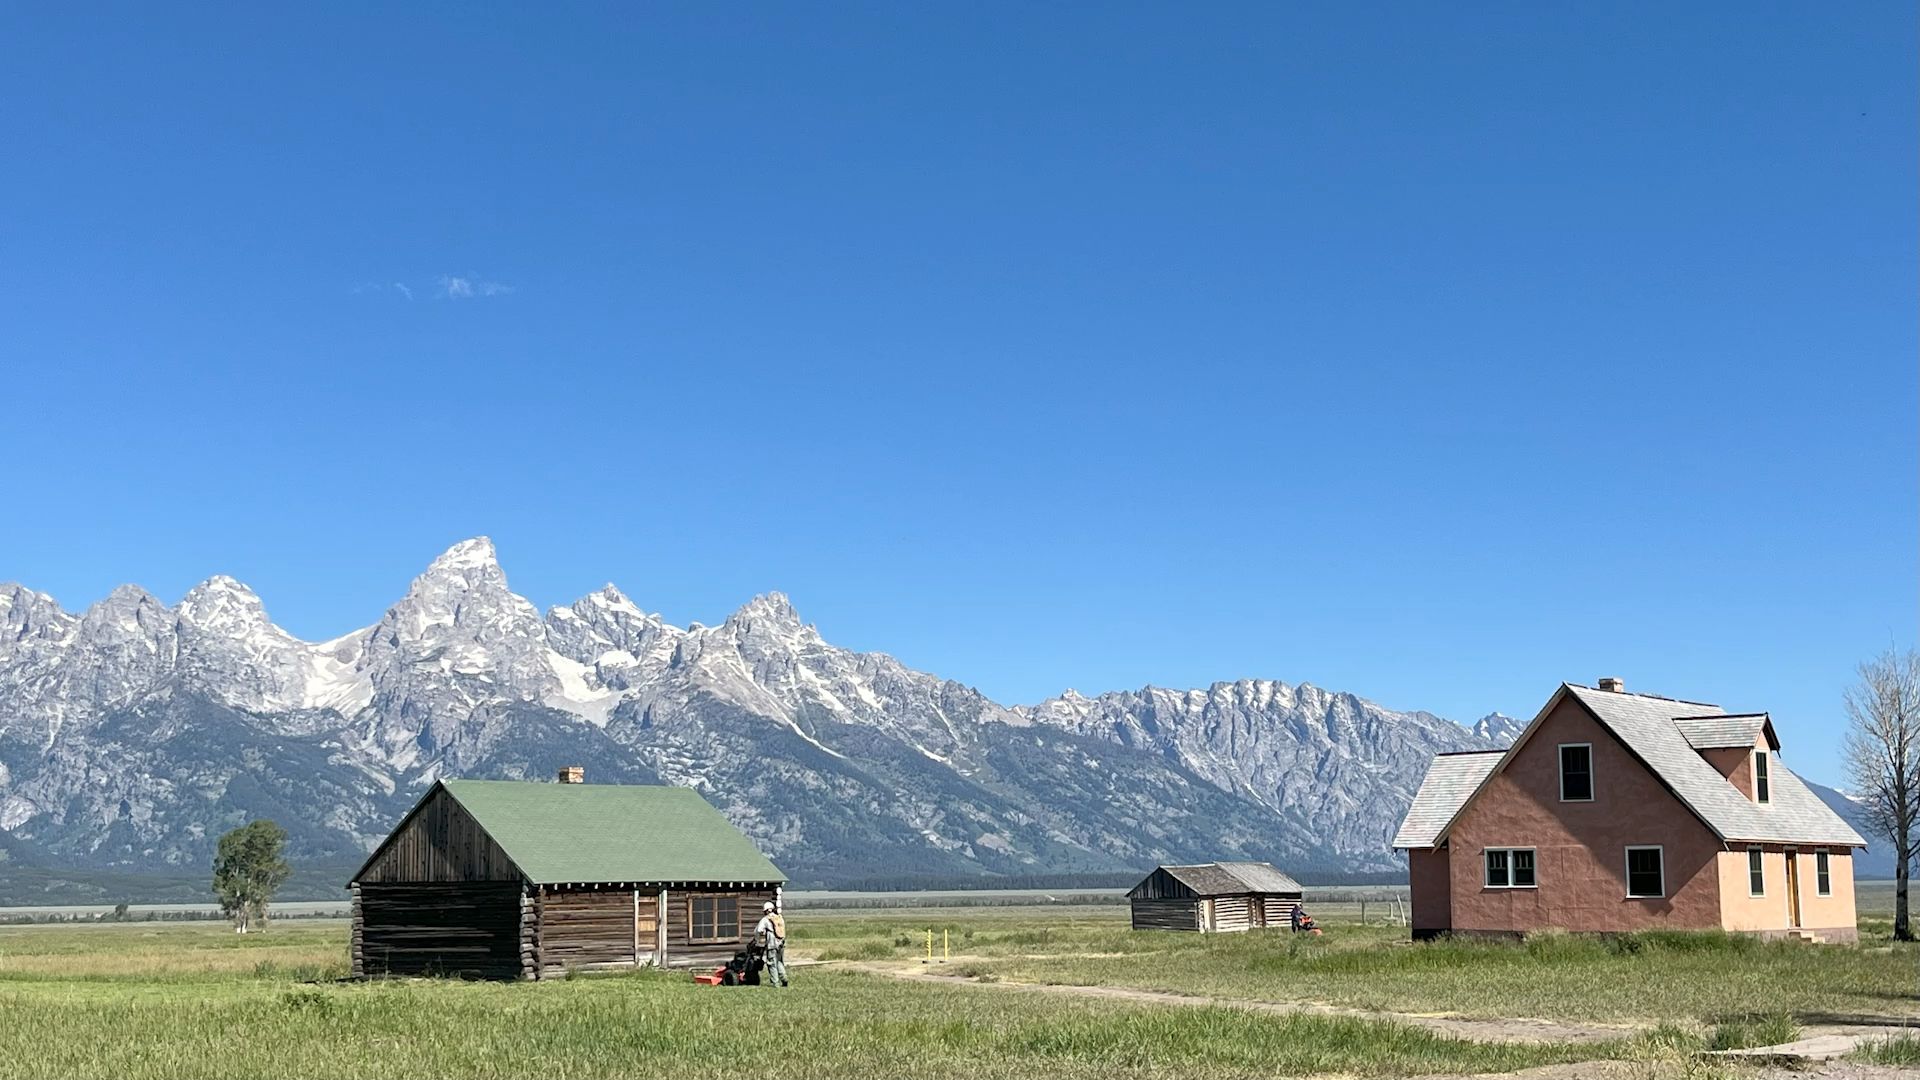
[791, 868, 1408, 892]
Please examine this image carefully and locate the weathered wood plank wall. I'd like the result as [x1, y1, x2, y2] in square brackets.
[1127, 868, 1198, 901]
[357, 882, 524, 979]
[1129, 898, 1201, 931]
[536, 886, 657, 977]
[358, 788, 519, 884]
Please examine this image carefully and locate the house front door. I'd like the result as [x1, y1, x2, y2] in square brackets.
[1783, 849, 1802, 928]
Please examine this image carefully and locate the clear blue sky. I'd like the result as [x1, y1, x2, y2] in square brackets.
[2, 5, 1912, 784]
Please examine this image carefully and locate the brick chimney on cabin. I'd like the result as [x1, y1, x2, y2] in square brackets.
[1596, 677, 1625, 693]
[557, 766, 585, 784]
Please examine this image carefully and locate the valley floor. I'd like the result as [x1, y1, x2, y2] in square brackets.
[0, 903, 1914, 1078]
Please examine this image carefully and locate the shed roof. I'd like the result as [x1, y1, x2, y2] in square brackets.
[1391, 751, 1504, 848]
[1395, 685, 1864, 850]
[1144, 861, 1302, 897]
[1673, 713, 1778, 751]
[429, 780, 786, 885]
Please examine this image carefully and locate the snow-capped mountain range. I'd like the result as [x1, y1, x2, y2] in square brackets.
[0, 538, 1522, 883]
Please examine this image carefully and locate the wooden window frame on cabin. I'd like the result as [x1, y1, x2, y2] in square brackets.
[1814, 849, 1831, 897]
[1747, 845, 1766, 897]
[688, 895, 741, 945]
[1624, 845, 1665, 899]
[1558, 743, 1594, 802]
[1753, 751, 1770, 804]
[1483, 847, 1536, 889]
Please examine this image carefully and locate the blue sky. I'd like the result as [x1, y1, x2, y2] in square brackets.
[2, 5, 1912, 784]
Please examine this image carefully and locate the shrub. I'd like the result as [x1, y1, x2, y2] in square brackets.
[279, 988, 332, 1014]
[1707, 1013, 1799, 1051]
[1855, 1033, 1920, 1066]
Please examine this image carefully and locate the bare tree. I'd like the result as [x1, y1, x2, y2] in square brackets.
[1843, 648, 1920, 942]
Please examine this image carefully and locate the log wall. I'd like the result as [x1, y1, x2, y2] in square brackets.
[535, 886, 658, 977]
[1212, 895, 1253, 932]
[1262, 895, 1301, 927]
[357, 881, 525, 979]
[1129, 898, 1201, 931]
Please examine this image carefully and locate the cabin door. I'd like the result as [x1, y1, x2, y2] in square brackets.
[1783, 849, 1802, 928]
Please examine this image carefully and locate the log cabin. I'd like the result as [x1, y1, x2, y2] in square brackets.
[1127, 862, 1304, 932]
[349, 769, 786, 979]
[1394, 679, 1866, 942]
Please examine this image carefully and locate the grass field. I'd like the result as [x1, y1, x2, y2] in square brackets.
[792, 906, 1920, 1025]
[0, 901, 1915, 1078]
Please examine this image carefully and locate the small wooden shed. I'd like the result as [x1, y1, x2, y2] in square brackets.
[1128, 862, 1303, 932]
[349, 774, 785, 979]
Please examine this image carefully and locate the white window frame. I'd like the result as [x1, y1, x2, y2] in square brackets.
[1746, 845, 1765, 897]
[1483, 847, 1537, 889]
[1624, 845, 1665, 899]
[1814, 848, 1831, 897]
[1753, 751, 1770, 804]
[1558, 743, 1595, 802]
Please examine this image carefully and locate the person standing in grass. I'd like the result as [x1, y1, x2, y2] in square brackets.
[754, 901, 789, 987]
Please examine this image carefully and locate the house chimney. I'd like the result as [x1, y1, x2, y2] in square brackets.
[557, 766, 585, 784]
[1596, 677, 1625, 694]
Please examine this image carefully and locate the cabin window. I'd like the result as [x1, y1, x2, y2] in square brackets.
[1559, 744, 1593, 802]
[1747, 846, 1765, 896]
[1625, 846, 1664, 898]
[1815, 849, 1831, 896]
[1753, 752, 1770, 803]
[1484, 848, 1535, 888]
[689, 896, 739, 943]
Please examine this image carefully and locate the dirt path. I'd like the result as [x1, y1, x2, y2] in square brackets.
[835, 960, 1635, 1045]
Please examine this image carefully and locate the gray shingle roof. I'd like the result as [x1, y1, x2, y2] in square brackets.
[1397, 685, 1864, 850]
[1153, 861, 1303, 896]
[1673, 713, 1776, 751]
[1392, 751, 1504, 848]
[1565, 685, 1861, 847]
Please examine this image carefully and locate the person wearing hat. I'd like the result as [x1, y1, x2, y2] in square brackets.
[753, 901, 789, 987]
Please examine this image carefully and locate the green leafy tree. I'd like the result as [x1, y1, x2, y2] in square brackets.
[212, 820, 291, 934]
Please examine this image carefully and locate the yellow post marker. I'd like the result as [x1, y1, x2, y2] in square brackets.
[923, 928, 932, 964]
[942, 929, 949, 963]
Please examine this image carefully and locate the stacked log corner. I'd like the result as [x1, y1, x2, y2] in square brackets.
[520, 887, 538, 981]
[349, 883, 364, 978]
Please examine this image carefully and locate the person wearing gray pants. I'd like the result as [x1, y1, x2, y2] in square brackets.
[753, 901, 789, 987]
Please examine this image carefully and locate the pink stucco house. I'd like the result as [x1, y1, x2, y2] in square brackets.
[1394, 679, 1865, 943]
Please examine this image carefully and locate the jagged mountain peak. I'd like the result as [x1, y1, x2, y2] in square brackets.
[1472, 711, 1526, 746]
[177, 575, 273, 629]
[427, 536, 500, 572]
[0, 541, 1517, 881]
[731, 591, 800, 622]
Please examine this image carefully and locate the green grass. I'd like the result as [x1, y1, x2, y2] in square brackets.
[791, 905, 1920, 1025]
[3, 906, 1917, 1078]
[0, 923, 1639, 1080]
[1705, 1013, 1799, 1051]
[1853, 1032, 1920, 1066]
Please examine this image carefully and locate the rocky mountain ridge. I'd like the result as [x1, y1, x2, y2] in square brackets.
[0, 538, 1514, 884]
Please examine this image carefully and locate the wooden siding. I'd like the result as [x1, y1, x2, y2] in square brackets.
[1127, 868, 1198, 901]
[1261, 894, 1301, 927]
[1130, 898, 1201, 931]
[357, 787, 520, 884]
[536, 886, 657, 977]
[1212, 895, 1253, 931]
[1130, 892, 1300, 933]
[660, 887, 777, 969]
[356, 882, 525, 979]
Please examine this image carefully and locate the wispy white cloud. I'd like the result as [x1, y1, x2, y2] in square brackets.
[438, 274, 513, 299]
[355, 275, 511, 301]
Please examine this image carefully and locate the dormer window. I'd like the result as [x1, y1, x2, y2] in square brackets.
[1753, 752, 1770, 803]
[1559, 744, 1593, 802]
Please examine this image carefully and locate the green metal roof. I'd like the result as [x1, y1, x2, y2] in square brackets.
[438, 779, 786, 885]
